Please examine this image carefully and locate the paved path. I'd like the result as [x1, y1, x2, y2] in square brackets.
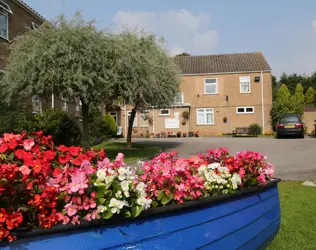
[131, 137, 316, 181]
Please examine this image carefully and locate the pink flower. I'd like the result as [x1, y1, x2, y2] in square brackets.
[84, 213, 92, 221]
[23, 139, 35, 151]
[83, 197, 96, 210]
[65, 203, 78, 217]
[68, 170, 88, 193]
[71, 215, 80, 225]
[19, 165, 30, 175]
[80, 160, 95, 174]
[90, 191, 97, 198]
[239, 168, 245, 179]
[97, 158, 110, 169]
[91, 210, 100, 220]
[116, 153, 124, 162]
[265, 164, 274, 178]
[62, 216, 70, 225]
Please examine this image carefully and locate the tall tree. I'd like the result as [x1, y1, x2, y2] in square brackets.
[293, 83, 305, 117]
[305, 86, 315, 106]
[114, 30, 180, 147]
[272, 75, 279, 101]
[270, 84, 292, 130]
[175, 52, 191, 57]
[1, 14, 117, 148]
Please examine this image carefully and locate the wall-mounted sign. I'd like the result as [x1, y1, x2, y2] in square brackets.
[165, 118, 179, 128]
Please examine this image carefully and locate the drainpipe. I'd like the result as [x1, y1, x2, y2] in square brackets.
[51, 93, 54, 108]
[261, 71, 265, 133]
[152, 107, 155, 134]
[124, 104, 127, 138]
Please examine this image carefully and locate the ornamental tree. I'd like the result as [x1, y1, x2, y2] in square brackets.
[305, 86, 315, 105]
[293, 83, 305, 117]
[1, 14, 117, 148]
[113, 30, 180, 147]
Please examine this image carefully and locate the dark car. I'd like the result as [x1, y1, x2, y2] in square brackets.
[276, 114, 304, 138]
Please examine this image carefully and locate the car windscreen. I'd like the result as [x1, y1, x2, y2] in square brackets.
[279, 116, 300, 123]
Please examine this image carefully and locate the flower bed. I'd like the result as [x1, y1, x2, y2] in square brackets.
[0, 132, 274, 243]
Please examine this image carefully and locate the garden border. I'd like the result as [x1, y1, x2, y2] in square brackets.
[11, 178, 281, 239]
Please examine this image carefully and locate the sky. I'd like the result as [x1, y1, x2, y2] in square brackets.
[24, 0, 316, 78]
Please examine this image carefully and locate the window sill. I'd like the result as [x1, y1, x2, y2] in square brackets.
[204, 93, 218, 95]
[236, 113, 255, 115]
[140, 125, 149, 128]
[239, 92, 251, 94]
[159, 114, 170, 116]
[0, 36, 9, 42]
[196, 123, 214, 126]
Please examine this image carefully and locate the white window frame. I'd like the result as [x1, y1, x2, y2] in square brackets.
[174, 92, 184, 104]
[127, 111, 137, 128]
[140, 110, 149, 127]
[31, 21, 40, 30]
[32, 95, 42, 114]
[204, 78, 218, 95]
[159, 109, 170, 116]
[240, 76, 251, 94]
[0, 1, 12, 14]
[0, 9, 9, 40]
[236, 106, 255, 114]
[196, 108, 214, 125]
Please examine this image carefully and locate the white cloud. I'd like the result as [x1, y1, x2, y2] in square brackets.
[112, 9, 218, 56]
[313, 20, 316, 33]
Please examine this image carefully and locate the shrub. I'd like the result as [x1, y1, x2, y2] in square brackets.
[248, 124, 262, 135]
[103, 114, 117, 136]
[34, 108, 82, 146]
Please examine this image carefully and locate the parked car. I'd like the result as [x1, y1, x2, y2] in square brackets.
[276, 114, 304, 138]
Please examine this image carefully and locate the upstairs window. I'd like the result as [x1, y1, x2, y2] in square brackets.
[174, 92, 184, 104]
[204, 78, 218, 94]
[240, 76, 251, 93]
[0, 1, 12, 40]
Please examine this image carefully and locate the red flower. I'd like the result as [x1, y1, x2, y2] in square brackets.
[71, 157, 82, 166]
[0, 209, 8, 223]
[43, 150, 56, 162]
[6, 212, 23, 230]
[69, 146, 81, 156]
[0, 144, 8, 153]
[7, 140, 17, 150]
[58, 154, 71, 164]
[57, 145, 69, 152]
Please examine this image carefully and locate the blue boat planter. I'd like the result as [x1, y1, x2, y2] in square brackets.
[1, 178, 281, 250]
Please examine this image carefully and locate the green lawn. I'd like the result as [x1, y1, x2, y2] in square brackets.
[267, 181, 316, 250]
[93, 142, 160, 163]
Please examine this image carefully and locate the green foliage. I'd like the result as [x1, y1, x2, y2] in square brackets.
[248, 124, 262, 135]
[34, 108, 82, 146]
[89, 105, 117, 145]
[175, 52, 191, 57]
[293, 83, 305, 116]
[305, 86, 315, 105]
[103, 114, 117, 136]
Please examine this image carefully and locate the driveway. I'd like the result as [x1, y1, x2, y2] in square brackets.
[131, 137, 316, 180]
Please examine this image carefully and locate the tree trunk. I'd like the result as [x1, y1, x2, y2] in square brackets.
[127, 107, 136, 148]
[81, 99, 90, 149]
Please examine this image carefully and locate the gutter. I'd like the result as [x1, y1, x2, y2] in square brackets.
[12, 0, 46, 22]
[181, 70, 271, 76]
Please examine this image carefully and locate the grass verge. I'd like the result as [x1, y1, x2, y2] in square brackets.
[93, 142, 160, 163]
[267, 181, 316, 250]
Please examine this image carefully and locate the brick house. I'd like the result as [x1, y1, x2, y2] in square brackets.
[0, 0, 82, 117]
[114, 52, 273, 137]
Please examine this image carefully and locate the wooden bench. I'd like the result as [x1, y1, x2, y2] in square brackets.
[232, 127, 258, 137]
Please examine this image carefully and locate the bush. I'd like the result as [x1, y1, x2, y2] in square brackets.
[103, 114, 117, 136]
[34, 108, 82, 146]
[248, 124, 262, 135]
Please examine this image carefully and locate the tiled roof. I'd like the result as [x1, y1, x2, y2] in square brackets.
[12, 0, 46, 22]
[174, 52, 271, 75]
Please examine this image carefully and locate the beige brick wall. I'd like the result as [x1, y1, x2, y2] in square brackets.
[303, 111, 316, 134]
[116, 71, 272, 137]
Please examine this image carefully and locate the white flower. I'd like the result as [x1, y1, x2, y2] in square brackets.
[109, 198, 128, 214]
[97, 205, 107, 213]
[208, 163, 221, 169]
[118, 175, 126, 181]
[198, 165, 207, 174]
[124, 191, 130, 198]
[111, 207, 118, 214]
[109, 198, 119, 208]
[108, 168, 116, 175]
[218, 166, 229, 174]
[144, 198, 152, 210]
[136, 182, 146, 192]
[96, 169, 106, 181]
[137, 197, 146, 206]
[121, 180, 130, 191]
[118, 167, 127, 176]
[137, 160, 145, 167]
[116, 190, 122, 199]
[105, 176, 115, 184]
